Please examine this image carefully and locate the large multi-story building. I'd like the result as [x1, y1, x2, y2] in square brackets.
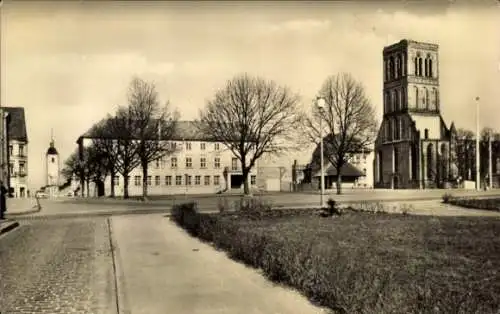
[374, 39, 456, 189]
[4, 107, 29, 197]
[76, 121, 259, 196]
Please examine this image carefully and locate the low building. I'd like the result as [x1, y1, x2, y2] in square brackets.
[76, 121, 260, 197]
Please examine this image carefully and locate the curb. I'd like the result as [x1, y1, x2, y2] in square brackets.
[5, 204, 42, 217]
[0, 220, 20, 235]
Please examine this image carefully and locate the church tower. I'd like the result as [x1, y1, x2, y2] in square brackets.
[374, 39, 452, 189]
[46, 131, 59, 197]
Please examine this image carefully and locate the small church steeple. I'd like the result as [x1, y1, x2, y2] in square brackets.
[46, 128, 58, 155]
[46, 129, 60, 197]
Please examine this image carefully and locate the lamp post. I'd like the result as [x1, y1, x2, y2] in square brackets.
[316, 97, 326, 208]
[475, 96, 480, 191]
[489, 130, 493, 189]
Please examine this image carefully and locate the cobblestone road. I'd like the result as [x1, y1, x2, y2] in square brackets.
[0, 217, 117, 314]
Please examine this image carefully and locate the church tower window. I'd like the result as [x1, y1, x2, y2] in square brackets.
[418, 57, 423, 76]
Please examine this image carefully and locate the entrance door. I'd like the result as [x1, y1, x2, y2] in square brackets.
[20, 187, 25, 198]
[393, 176, 399, 189]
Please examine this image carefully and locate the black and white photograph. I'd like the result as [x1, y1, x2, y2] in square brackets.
[0, 0, 499, 313]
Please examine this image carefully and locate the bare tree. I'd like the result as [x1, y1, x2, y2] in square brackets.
[107, 106, 141, 199]
[301, 73, 378, 195]
[88, 116, 121, 197]
[455, 128, 475, 180]
[196, 73, 301, 195]
[127, 77, 179, 199]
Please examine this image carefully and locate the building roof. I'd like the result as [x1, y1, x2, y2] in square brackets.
[3, 107, 28, 142]
[78, 120, 250, 143]
[47, 140, 58, 155]
[313, 162, 365, 178]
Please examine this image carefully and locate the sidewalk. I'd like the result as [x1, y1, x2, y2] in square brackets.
[4, 197, 42, 217]
[111, 214, 330, 314]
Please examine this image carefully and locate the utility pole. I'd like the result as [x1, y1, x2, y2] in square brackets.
[489, 130, 493, 189]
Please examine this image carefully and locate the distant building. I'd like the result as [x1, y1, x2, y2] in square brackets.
[300, 138, 374, 190]
[374, 39, 456, 189]
[45, 136, 60, 198]
[76, 121, 260, 196]
[4, 107, 29, 198]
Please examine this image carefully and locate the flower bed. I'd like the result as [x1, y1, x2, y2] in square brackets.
[443, 194, 500, 212]
[171, 201, 500, 313]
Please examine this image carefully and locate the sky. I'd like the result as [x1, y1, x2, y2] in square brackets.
[1, 0, 499, 190]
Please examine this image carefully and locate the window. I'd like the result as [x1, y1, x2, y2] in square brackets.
[425, 88, 429, 109]
[200, 157, 206, 168]
[51, 157, 55, 163]
[147, 176, 152, 186]
[195, 175, 201, 185]
[165, 176, 172, 186]
[384, 91, 390, 113]
[19, 162, 25, 174]
[429, 59, 433, 77]
[171, 157, 177, 168]
[185, 142, 191, 150]
[204, 175, 210, 185]
[214, 143, 220, 151]
[171, 142, 177, 150]
[8, 145, 12, 156]
[251, 175, 256, 185]
[214, 175, 220, 185]
[175, 175, 182, 186]
[155, 158, 160, 168]
[114, 176, 119, 186]
[200, 143, 206, 150]
[155, 175, 160, 186]
[363, 168, 367, 175]
[185, 157, 192, 168]
[214, 157, 221, 169]
[415, 86, 419, 108]
[19, 145, 24, 156]
[134, 176, 141, 186]
[391, 90, 396, 111]
[231, 157, 238, 171]
[424, 128, 429, 139]
[186, 175, 192, 186]
[394, 148, 400, 173]
[418, 57, 423, 76]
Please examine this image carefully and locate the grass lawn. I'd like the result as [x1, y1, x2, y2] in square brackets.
[173, 204, 500, 313]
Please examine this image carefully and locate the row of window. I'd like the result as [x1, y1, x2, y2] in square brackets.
[8, 144, 26, 157]
[9, 162, 26, 176]
[384, 53, 406, 81]
[152, 156, 240, 170]
[384, 52, 435, 82]
[114, 174, 257, 187]
[172, 142, 220, 151]
[384, 87, 439, 113]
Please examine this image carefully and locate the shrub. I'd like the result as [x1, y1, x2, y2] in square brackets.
[442, 192, 454, 204]
[170, 202, 200, 236]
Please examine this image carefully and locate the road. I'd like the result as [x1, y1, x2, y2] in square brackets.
[0, 217, 117, 314]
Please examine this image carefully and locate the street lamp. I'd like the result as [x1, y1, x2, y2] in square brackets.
[475, 96, 480, 191]
[316, 97, 326, 208]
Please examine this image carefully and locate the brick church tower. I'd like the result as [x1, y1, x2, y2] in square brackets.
[374, 39, 456, 189]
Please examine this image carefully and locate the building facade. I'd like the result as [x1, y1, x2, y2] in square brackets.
[77, 121, 259, 197]
[45, 138, 60, 197]
[5, 107, 29, 197]
[374, 39, 455, 189]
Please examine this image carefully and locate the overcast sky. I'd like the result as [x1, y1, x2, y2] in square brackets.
[1, 1, 499, 190]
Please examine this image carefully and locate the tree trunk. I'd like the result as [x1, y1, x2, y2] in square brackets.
[110, 170, 116, 198]
[142, 161, 148, 200]
[123, 174, 129, 199]
[242, 167, 250, 195]
[86, 180, 90, 197]
[336, 173, 342, 195]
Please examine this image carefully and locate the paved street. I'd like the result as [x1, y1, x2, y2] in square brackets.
[0, 217, 116, 314]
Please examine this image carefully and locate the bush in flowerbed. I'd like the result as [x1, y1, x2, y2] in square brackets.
[186, 210, 500, 313]
[442, 192, 454, 204]
[448, 197, 500, 212]
[170, 202, 201, 236]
